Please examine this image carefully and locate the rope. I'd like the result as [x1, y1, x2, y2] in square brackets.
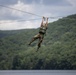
[0, 4, 42, 17]
[0, 4, 65, 19]
[0, 4, 76, 24]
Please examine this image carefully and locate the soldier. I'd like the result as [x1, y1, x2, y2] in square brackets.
[28, 17, 48, 50]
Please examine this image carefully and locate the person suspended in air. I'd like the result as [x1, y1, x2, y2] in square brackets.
[28, 17, 48, 50]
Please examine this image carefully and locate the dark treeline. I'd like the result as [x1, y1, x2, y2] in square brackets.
[0, 14, 76, 70]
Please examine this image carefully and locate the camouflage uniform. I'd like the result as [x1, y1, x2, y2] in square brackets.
[29, 25, 47, 50]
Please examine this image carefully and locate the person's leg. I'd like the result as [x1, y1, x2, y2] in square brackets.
[37, 39, 43, 50]
[37, 34, 44, 50]
[28, 34, 39, 45]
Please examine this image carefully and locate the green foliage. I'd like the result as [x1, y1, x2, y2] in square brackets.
[0, 14, 76, 70]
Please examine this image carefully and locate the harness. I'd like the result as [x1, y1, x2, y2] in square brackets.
[39, 26, 47, 34]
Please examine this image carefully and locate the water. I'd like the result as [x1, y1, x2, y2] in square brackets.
[0, 70, 76, 75]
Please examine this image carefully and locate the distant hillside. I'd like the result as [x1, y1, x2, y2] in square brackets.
[0, 29, 34, 38]
[0, 14, 76, 70]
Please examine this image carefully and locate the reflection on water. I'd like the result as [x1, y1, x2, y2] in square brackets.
[0, 70, 76, 75]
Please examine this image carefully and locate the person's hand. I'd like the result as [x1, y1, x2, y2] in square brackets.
[43, 16, 46, 21]
[43, 16, 45, 19]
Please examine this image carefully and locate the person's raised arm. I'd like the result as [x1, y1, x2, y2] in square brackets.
[46, 17, 48, 27]
[41, 17, 45, 27]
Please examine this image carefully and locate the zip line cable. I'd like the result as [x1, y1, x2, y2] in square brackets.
[0, 4, 76, 24]
[0, 4, 42, 17]
[0, 4, 64, 18]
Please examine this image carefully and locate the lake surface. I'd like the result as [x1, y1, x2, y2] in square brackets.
[0, 70, 76, 75]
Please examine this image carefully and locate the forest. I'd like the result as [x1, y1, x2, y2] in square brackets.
[0, 14, 76, 70]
